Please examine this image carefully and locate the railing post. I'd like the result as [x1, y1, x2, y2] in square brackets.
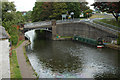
[52, 20, 57, 40]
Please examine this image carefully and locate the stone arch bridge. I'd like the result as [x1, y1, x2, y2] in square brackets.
[24, 19, 119, 42]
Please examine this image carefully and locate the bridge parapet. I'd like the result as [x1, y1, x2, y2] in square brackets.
[24, 19, 81, 29]
[24, 21, 51, 28]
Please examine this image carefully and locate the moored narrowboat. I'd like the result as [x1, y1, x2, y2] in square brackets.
[97, 38, 104, 48]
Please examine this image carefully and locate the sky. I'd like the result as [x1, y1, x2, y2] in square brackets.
[9, 0, 95, 11]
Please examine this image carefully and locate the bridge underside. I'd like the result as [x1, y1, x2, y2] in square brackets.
[23, 27, 52, 33]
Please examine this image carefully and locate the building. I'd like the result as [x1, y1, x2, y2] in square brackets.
[0, 26, 10, 39]
[0, 26, 10, 79]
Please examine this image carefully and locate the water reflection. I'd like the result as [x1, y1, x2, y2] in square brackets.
[25, 30, 119, 78]
[32, 35, 82, 73]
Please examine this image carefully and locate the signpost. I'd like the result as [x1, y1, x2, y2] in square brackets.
[62, 14, 67, 21]
[70, 12, 74, 19]
[86, 13, 89, 19]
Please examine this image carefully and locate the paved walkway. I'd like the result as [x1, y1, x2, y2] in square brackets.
[0, 39, 10, 79]
[16, 41, 36, 78]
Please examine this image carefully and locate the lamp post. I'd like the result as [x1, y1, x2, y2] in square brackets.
[86, 13, 88, 20]
[70, 12, 74, 20]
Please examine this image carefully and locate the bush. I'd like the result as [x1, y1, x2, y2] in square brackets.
[10, 35, 18, 46]
[2, 20, 19, 46]
[117, 32, 120, 45]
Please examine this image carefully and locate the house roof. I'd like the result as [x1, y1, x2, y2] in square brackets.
[0, 26, 10, 39]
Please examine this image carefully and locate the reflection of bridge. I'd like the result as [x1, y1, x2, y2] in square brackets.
[24, 19, 119, 42]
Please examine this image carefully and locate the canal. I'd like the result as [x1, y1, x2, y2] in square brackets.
[25, 30, 119, 79]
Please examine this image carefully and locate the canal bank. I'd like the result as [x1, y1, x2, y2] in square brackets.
[104, 43, 120, 50]
[55, 36, 120, 51]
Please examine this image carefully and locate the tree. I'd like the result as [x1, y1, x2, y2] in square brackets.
[49, 2, 67, 20]
[117, 32, 120, 45]
[32, 2, 43, 22]
[92, 2, 120, 21]
[32, 2, 90, 21]
[2, 2, 16, 21]
[32, 2, 53, 21]
[40, 2, 53, 20]
[2, 2, 25, 45]
[0, 2, 2, 19]
[24, 11, 32, 22]
[84, 9, 93, 18]
[32, 2, 67, 21]
[66, 2, 89, 18]
[15, 11, 25, 24]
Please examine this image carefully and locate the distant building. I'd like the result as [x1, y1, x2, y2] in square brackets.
[20, 11, 27, 16]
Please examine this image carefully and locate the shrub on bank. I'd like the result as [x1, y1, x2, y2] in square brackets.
[2, 20, 19, 46]
[117, 33, 120, 45]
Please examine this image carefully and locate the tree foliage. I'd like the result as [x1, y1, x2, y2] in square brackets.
[66, 2, 89, 18]
[117, 32, 120, 45]
[84, 9, 93, 18]
[32, 2, 90, 22]
[49, 2, 67, 20]
[2, 2, 25, 45]
[2, 2, 16, 21]
[23, 11, 32, 22]
[32, 2, 43, 22]
[92, 2, 120, 21]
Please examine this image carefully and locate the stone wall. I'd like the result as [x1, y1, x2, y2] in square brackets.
[55, 22, 117, 42]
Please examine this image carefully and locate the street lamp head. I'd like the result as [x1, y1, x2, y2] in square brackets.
[71, 12, 74, 15]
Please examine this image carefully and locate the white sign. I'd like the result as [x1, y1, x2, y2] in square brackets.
[62, 14, 67, 20]
[62, 14, 67, 18]
[69, 15, 71, 18]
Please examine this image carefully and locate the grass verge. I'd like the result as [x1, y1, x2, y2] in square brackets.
[93, 18, 120, 31]
[97, 19, 120, 28]
[10, 50, 22, 78]
[90, 13, 113, 19]
[60, 36, 73, 38]
[12, 40, 24, 49]
[10, 40, 24, 79]
[23, 46, 30, 65]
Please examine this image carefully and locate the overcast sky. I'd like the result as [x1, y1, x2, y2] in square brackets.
[9, 0, 94, 11]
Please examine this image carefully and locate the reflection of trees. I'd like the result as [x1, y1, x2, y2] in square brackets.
[33, 38, 51, 51]
[35, 30, 46, 40]
[94, 72, 119, 80]
[40, 53, 82, 73]
[33, 39, 82, 73]
[33, 30, 52, 50]
[34, 30, 52, 40]
[32, 30, 82, 73]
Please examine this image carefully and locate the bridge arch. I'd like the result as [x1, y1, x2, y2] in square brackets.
[24, 27, 52, 40]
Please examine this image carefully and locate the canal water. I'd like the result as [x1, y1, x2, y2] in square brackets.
[25, 30, 119, 79]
